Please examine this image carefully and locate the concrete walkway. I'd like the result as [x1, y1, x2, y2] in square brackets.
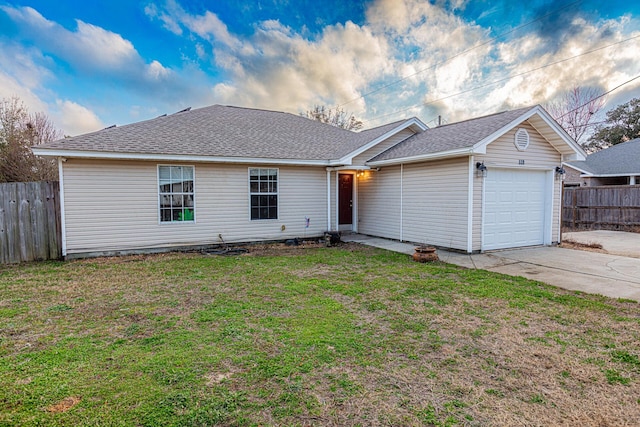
[342, 234, 640, 302]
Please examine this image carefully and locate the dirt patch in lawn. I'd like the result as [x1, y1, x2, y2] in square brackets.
[45, 396, 81, 413]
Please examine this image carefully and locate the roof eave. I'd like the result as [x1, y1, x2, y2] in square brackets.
[31, 148, 332, 166]
[562, 162, 593, 175]
[581, 172, 640, 178]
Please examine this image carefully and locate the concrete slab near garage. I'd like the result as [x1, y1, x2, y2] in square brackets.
[563, 230, 640, 259]
[342, 234, 640, 302]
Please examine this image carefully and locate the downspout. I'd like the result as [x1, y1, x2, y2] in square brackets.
[559, 154, 564, 244]
[57, 157, 67, 257]
[335, 172, 339, 232]
[467, 156, 474, 253]
[400, 164, 403, 242]
[326, 169, 331, 231]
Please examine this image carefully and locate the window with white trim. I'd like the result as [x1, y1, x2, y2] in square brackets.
[249, 168, 278, 220]
[158, 165, 195, 222]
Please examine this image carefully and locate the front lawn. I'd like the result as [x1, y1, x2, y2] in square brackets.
[1, 244, 639, 426]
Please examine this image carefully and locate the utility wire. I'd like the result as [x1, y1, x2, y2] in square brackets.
[554, 74, 640, 120]
[337, 0, 584, 107]
[364, 34, 640, 123]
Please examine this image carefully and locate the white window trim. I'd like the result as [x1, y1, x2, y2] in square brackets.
[157, 164, 196, 225]
[248, 167, 280, 221]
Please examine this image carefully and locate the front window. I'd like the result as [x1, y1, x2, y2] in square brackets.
[158, 165, 195, 222]
[249, 168, 278, 220]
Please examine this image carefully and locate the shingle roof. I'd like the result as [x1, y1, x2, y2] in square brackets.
[368, 106, 535, 162]
[36, 105, 402, 161]
[566, 138, 640, 175]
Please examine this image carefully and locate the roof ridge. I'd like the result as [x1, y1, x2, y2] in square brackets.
[360, 118, 409, 133]
[426, 105, 535, 130]
[221, 104, 287, 115]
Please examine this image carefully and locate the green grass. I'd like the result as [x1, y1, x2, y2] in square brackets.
[0, 244, 639, 426]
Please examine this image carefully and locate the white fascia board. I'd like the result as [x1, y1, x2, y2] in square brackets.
[562, 162, 592, 175]
[366, 147, 473, 167]
[583, 173, 639, 178]
[326, 165, 371, 171]
[334, 118, 428, 166]
[31, 148, 331, 166]
[562, 152, 586, 161]
[530, 106, 587, 158]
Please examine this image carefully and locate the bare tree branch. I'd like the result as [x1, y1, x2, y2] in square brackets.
[1, 96, 61, 182]
[303, 105, 363, 131]
[545, 87, 605, 144]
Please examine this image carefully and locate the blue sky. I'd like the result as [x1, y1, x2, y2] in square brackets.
[1, 0, 639, 138]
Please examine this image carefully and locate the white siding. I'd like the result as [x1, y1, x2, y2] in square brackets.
[402, 158, 469, 250]
[351, 129, 415, 166]
[62, 160, 328, 255]
[329, 171, 337, 231]
[472, 121, 562, 251]
[552, 178, 561, 242]
[357, 166, 401, 239]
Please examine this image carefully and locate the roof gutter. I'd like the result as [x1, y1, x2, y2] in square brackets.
[31, 148, 334, 167]
[580, 172, 640, 178]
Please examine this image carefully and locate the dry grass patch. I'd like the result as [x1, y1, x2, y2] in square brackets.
[560, 239, 607, 253]
[45, 396, 81, 413]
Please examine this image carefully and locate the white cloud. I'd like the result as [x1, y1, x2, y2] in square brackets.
[72, 20, 139, 70]
[1, 6, 139, 73]
[146, 60, 172, 81]
[144, 3, 183, 35]
[53, 100, 104, 136]
[1, 4, 178, 87]
[0, 41, 50, 113]
[0, 41, 105, 136]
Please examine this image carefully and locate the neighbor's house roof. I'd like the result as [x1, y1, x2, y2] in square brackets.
[33, 105, 424, 166]
[565, 138, 640, 177]
[367, 105, 586, 166]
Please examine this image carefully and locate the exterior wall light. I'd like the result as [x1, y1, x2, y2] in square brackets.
[475, 161, 487, 178]
[555, 166, 566, 180]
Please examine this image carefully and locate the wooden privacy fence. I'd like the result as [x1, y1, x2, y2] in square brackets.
[0, 181, 61, 264]
[562, 185, 640, 231]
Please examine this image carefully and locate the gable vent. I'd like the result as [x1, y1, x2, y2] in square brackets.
[514, 128, 530, 151]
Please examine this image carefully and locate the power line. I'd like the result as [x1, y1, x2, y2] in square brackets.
[338, 0, 584, 108]
[554, 74, 640, 120]
[364, 34, 640, 124]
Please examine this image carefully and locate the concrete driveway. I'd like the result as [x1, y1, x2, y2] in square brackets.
[343, 233, 640, 302]
[563, 230, 640, 258]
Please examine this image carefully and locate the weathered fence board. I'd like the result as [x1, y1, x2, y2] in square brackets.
[563, 185, 640, 231]
[0, 181, 61, 263]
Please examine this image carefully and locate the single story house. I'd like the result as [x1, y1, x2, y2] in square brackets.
[563, 138, 640, 187]
[33, 104, 585, 259]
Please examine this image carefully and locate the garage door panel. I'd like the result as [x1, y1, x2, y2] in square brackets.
[483, 169, 547, 250]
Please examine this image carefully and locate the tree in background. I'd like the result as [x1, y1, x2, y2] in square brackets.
[545, 86, 605, 145]
[303, 105, 363, 131]
[585, 97, 640, 151]
[0, 97, 61, 182]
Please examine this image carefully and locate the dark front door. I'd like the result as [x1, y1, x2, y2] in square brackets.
[339, 174, 353, 225]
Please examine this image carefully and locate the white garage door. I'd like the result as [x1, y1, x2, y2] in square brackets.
[483, 169, 547, 250]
